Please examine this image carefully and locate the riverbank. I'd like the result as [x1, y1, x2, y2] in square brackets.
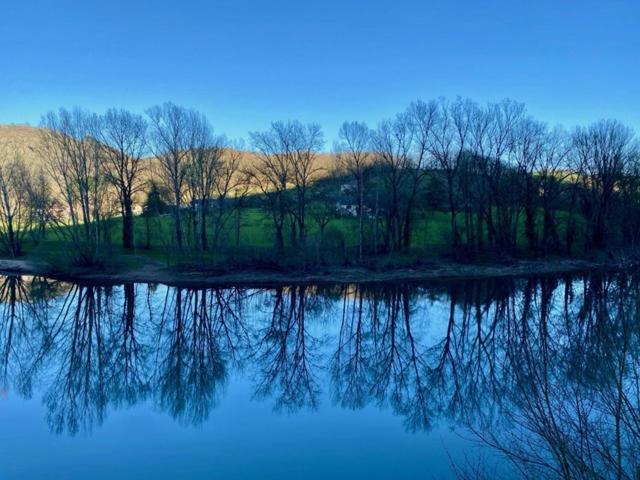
[0, 255, 636, 287]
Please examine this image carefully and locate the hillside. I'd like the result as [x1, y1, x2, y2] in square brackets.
[0, 123, 338, 182]
[0, 124, 47, 168]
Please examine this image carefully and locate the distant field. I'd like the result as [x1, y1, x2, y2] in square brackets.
[22, 205, 587, 270]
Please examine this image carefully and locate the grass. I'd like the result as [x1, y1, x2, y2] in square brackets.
[13, 205, 589, 274]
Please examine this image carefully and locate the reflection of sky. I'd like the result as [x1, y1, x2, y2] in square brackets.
[0, 373, 482, 480]
[0, 280, 533, 479]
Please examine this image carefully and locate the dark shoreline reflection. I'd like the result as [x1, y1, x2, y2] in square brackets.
[0, 273, 639, 478]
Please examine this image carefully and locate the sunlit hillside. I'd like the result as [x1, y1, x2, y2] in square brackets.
[0, 123, 339, 184]
[0, 124, 46, 167]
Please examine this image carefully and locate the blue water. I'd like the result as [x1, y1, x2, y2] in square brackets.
[0, 275, 635, 479]
[0, 380, 473, 479]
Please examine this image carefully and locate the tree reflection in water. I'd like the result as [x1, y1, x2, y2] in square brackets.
[252, 286, 322, 412]
[153, 286, 247, 424]
[0, 273, 638, 478]
[332, 284, 431, 431]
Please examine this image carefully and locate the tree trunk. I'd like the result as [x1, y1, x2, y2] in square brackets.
[374, 191, 379, 254]
[566, 206, 576, 254]
[174, 200, 183, 250]
[523, 180, 537, 254]
[235, 206, 241, 248]
[290, 218, 297, 247]
[6, 215, 16, 257]
[275, 225, 284, 252]
[447, 176, 459, 249]
[542, 206, 558, 256]
[403, 205, 412, 250]
[200, 204, 208, 251]
[122, 197, 134, 249]
[475, 206, 484, 251]
[145, 215, 151, 249]
[525, 204, 536, 254]
[358, 178, 364, 262]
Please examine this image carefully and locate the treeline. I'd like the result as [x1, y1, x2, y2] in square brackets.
[0, 98, 637, 265]
[335, 99, 638, 259]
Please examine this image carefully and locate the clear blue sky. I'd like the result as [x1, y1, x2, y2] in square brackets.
[1, 0, 638, 142]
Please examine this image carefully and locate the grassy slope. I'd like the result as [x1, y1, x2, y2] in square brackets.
[20, 206, 588, 275]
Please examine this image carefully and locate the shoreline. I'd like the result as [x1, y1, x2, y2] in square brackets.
[0, 256, 635, 287]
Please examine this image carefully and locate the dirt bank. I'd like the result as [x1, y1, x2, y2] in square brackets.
[0, 256, 634, 287]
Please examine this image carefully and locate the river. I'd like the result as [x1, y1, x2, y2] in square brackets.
[0, 273, 637, 479]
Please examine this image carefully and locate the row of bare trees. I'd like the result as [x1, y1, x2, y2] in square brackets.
[0, 142, 54, 257]
[335, 98, 639, 258]
[35, 107, 327, 260]
[247, 121, 324, 251]
[145, 103, 245, 252]
[0, 97, 637, 263]
[30, 103, 245, 263]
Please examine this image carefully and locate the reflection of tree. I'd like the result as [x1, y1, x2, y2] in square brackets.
[108, 284, 150, 408]
[370, 284, 431, 431]
[253, 286, 321, 412]
[44, 285, 110, 435]
[330, 275, 640, 477]
[37, 283, 155, 435]
[461, 274, 640, 479]
[331, 285, 372, 410]
[331, 284, 432, 431]
[1, 268, 639, 473]
[209, 287, 251, 367]
[443, 281, 517, 424]
[30, 282, 251, 433]
[0, 276, 57, 396]
[154, 288, 225, 425]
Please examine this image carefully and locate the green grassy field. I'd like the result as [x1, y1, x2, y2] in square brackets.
[18, 206, 587, 272]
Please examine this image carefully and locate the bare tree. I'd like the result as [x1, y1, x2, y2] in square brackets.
[40, 108, 107, 264]
[24, 167, 57, 245]
[210, 143, 245, 249]
[573, 119, 636, 249]
[466, 104, 494, 250]
[289, 122, 324, 247]
[538, 127, 572, 255]
[371, 114, 414, 251]
[249, 121, 324, 250]
[247, 127, 289, 251]
[334, 121, 372, 261]
[508, 116, 546, 253]
[0, 147, 30, 256]
[146, 102, 208, 250]
[185, 128, 224, 251]
[468, 99, 526, 251]
[418, 97, 468, 249]
[401, 100, 438, 250]
[98, 108, 148, 249]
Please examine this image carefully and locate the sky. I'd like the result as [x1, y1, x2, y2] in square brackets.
[1, 0, 638, 144]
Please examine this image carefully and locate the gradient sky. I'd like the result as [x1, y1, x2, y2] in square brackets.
[1, 0, 638, 143]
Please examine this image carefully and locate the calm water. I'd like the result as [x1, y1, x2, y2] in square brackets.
[0, 273, 638, 479]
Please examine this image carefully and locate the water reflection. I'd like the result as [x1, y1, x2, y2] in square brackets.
[0, 273, 639, 478]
